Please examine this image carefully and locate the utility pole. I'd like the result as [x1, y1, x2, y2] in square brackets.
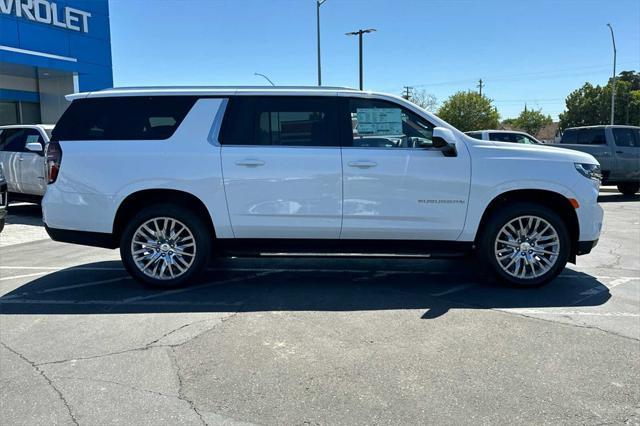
[402, 86, 413, 100]
[477, 78, 484, 96]
[607, 23, 617, 125]
[346, 28, 376, 90]
[316, 0, 327, 86]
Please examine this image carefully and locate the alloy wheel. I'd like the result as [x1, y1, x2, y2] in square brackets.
[494, 215, 560, 279]
[130, 217, 196, 280]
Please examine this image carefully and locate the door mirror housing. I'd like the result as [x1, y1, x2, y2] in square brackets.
[25, 142, 43, 153]
[432, 127, 457, 157]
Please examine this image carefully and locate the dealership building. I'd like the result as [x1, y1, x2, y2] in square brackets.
[0, 0, 113, 125]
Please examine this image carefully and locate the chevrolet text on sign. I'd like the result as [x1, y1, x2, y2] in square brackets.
[0, 0, 91, 33]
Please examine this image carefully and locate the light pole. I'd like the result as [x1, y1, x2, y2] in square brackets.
[316, 0, 327, 86]
[607, 23, 617, 125]
[254, 72, 275, 86]
[346, 28, 376, 90]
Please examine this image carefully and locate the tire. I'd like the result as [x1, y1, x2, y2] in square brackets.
[478, 202, 570, 288]
[0, 219, 4, 234]
[617, 182, 640, 196]
[120, 204, 211, 288]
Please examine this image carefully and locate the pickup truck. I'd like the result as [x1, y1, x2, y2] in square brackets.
[548, 125, 640, 195]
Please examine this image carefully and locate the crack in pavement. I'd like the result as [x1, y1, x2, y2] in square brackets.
[36, 314, 238, 367]
[1, 341, 79, 426]
[168, 347, 208, 426]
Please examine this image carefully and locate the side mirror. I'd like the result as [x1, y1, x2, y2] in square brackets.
[432, 127, 457, 157]
[26, 142, 43, 153]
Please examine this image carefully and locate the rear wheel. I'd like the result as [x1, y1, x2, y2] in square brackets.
[478, 202, 570, 287]
[120, 204, 211, 287]
[617, 182, 639, 196]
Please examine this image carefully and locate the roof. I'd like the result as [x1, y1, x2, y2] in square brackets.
[465, 129, 532, 135]
[0, 124, 54, 130]
[564, 125, 640, 130]
[67, 86, 363, 101]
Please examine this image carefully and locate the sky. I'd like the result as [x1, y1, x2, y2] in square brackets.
[108, 0, 640, 120]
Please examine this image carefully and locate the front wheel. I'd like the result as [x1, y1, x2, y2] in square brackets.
[478, 202, 570, 287]
[617, 182, 639, 196]
[120, 204, 211, 287]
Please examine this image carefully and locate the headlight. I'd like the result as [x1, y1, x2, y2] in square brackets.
[575, 163, 602, 181]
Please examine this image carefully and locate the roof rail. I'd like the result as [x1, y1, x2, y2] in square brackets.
[97, 85, 360, 92]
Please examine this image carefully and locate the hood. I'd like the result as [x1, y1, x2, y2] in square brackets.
[467, 138, 600, 165]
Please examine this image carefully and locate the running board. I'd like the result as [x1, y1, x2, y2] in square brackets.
[216, 239, 473, 259]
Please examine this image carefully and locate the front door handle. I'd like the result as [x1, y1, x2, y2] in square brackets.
[235, 159, 265, 167]
[615, 150, 623, 154]
[348, 161, 377, 168]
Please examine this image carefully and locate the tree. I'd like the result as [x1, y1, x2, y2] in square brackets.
[437, 91, 500, 131]
[512, 106, 552, 135]
[559, 70, 640, 128]
[407, 89, 437, 111]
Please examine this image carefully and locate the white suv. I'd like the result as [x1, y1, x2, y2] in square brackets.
[42, 87, 603, 288]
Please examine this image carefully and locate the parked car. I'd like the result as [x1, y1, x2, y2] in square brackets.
[0, 124, 53, 203]
[466, 130, 542, 144]
[0, 166, 7, 233]
[547, 125, 640, 195]
[42, 87, 603, 288]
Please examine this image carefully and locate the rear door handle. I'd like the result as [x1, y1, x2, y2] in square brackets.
[235, 159, 265, 167]
[615, 150, 623, 154]
[348, 161, 377, 168]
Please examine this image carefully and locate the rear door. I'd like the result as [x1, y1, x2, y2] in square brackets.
[19, 129, 47, 195]
[339, 97, 471, 240]
[611, 127, 640, 182]
[220, 96, 343, 238]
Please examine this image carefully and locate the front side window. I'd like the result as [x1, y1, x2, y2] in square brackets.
[613, 128, 640, 147]
[347, 98, 434, 148]
[466, 132, 483, 140]
[561, 129, 577, 144]
[1, 129, 27, 152]
[489, 133, 518, 143]
[52, 96, 197, 141]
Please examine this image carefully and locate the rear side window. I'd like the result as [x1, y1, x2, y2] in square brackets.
[52, 96, 197, 141]
[219, 96, 339, 147]
[576, 128, 606, 145]
[613, 128, 640, 147]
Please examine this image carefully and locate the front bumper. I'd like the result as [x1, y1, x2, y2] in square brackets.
[577, 239, 599, 256]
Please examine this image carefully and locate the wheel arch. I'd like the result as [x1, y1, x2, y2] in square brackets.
[474, 189, 580, 262]
[113, 189, 216, 243]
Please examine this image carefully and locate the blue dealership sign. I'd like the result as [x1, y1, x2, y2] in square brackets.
[0, 0, 113, 91]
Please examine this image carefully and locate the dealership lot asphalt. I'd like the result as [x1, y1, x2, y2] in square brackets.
[1, 189, 639, 425]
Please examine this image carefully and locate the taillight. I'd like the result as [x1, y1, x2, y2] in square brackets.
[45, 141, 62, 184]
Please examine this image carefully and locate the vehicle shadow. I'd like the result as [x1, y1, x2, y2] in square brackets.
[6, 203, 43, 226]
[0, 257, 610, 319]
[597, 193, 640, 203]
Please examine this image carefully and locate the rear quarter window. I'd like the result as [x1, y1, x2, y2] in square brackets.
[52, 96, 197, 141]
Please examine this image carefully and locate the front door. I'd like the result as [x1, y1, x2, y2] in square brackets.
[610, 127, 640, 182]
[220, 96, 343, 239]
[0, 128, 27, 193]
[340, 97, 471, 240]
[19, 129, 47, 196]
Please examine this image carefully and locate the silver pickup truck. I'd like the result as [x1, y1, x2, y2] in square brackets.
[549, 125, 640, 195]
